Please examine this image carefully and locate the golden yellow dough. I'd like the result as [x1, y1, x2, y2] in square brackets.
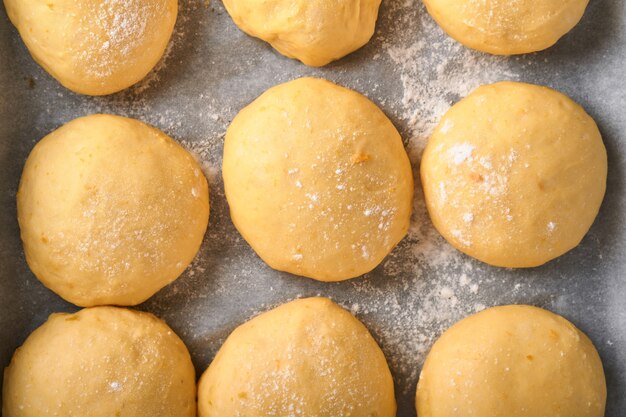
[423, 0, 589, 55]
[3, 307, 196, 417]
[17, 114, 209, 307]
[416, 305, 607, 417]
[3, 0, 177, 95]
[223, 77, 413, 281]
[222, 0, 381, 66]
[198, 297, 396, 417]
[420, 82, 606, 268]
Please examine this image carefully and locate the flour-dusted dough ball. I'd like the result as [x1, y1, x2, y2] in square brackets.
[3, 0, 177, 95]
[198, 297, 396, 417]
[223, 0, 381, 66]
[420, 82, 606, 268]
[2, 307, 196, 417]
[416, 305, 607, 417]
[223, 78, 413, 281]
[17, 114, 209, 306]
[423, 0, 589, 55]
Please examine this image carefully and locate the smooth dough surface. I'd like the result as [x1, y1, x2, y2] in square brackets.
[222, 0, 381, 66]
[420, 81, 606, 268]
[223, 77, 413, 281]
[198, 297, 396, 417]
[416, 305, 607, 417]
[4, 0, 177, 95]
[3, 307, 196, 417]
[423, 0, 589, 55]
[17, 114, 209, 307]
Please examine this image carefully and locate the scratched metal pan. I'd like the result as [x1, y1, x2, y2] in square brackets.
[0, 0, 624, 415]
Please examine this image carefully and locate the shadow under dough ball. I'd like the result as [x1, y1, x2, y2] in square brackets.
[197, 297, 396, 417]
[222, 77, 414, 282]
[423, 0, 590, 55]
[2, 307, 196, 417]
[3, 0, 177, 95]
[420, 81, 607, 268]
[222, 0, 382, 66]
[17, 114, 210, 307]
[416, 305, 607, 417]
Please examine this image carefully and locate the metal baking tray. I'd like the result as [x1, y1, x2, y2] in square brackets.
[1, 0, 624, 415]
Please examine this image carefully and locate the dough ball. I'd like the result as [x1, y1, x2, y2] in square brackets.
[222, 0, 381, 66]
[198, 297, 396, 417]
[423, 0, 589, 55]
[223, 77, 413, 281]
[17, 114, 209, 307]
[416, 305, 606, 417]
[420, 81, 606, 268]
[4, 0, 177, 95]
[2, 307, 196, 417]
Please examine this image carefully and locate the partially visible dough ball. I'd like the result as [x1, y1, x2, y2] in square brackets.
[416, 305, 607, 417]
[17, 114, 209, 307]
[223, 77, 413, 281]
[3, 0, 177, 95]
[2, 307, 196, 417]
[198, 297, 396, 417]
[423, 0, 589, 54]
[420, 82, 606, 268]
[223, 0, 381, 66]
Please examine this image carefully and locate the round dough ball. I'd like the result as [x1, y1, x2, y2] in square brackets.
[416, 305, 607, 417]
[420, 81, 606, 268]
[4, 0, 177, 95]
[17, 114, 209, 306]
[198, 297, 396, 417]
[423, 0, 589, 55]
[2, 307, 196, 417]
[223, 77, 413, 281]
[223, 0, 381, 66]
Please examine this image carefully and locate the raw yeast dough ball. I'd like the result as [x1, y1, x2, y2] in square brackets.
[198, 297, 396, 417]
[2, 307, 196, 417]
[17, 114, 209, 307]
[3, 0, 177, 95]
[420, 82, 606, 268]
[222, 0, 381, 66]
[416, 305, 607, 417]
[423, 0, 589, 54]
[223, 77, 413, 281]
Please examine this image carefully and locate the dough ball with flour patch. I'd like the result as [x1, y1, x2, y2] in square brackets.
[420, 82, 606, 268]
[423, 0, 589, 55]
[3, 0, 177, 95]
[222, 0, 381, 66]
[416, 305, 606, 417]
[223, 77, 413, 282]
[198, 297, 396, 417]
[2, 307, 196, 417]
[17, 114, 209, 307]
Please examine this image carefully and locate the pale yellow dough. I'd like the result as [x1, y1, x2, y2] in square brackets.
[198, 297, 396, 417]
[420, 82, 606, 268]
[416, 305, 607, 417]
[17, 114, 209, 307]
[3, 0, 177, 95]
[423, 0, 589, 55]
[223, 77, 413, 281]
[222, 0, 381, 66]
[3, 307, 196, 417]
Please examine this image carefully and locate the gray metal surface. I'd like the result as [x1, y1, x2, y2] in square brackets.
[0, 0, 624, 415]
